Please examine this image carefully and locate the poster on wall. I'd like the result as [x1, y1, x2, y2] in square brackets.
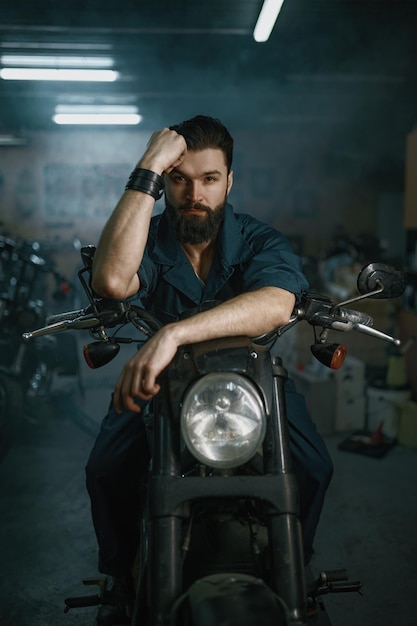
[43, 164, 129, 218]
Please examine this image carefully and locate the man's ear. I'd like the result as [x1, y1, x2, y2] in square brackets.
[227, 170, 233, 195]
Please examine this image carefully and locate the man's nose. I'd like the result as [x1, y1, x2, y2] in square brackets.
[186, 181, 203, 201]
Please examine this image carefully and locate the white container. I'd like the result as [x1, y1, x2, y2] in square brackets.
[367, 387, 412, 438]
[292, 370, 336, 436]
[335, 395, 366, 432]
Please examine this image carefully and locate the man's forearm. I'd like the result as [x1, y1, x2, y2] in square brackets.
[169, 286, 296, 346]
[112, 286, 296, 413]
[91, 128, 187, 300]
[91, 190, 155, 299]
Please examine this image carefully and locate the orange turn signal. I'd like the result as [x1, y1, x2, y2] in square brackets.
[311, 343, 347, 370]
[83, 340, 120, 369]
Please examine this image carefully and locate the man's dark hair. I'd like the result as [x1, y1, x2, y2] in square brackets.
[170, 115, 233, 172]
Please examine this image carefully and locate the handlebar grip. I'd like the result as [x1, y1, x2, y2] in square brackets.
[336, 307, 373, 327]
[46, 307, 90, 325]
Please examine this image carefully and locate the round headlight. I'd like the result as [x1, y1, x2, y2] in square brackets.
[181, 372, 266, 469]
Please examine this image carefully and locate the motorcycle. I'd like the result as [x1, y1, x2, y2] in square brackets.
[0, 234, 78, 461]
[23, 246, 406, 625]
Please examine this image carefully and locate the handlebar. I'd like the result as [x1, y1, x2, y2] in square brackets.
[295, 295, 400, 346]
[299, 294, 372, 326]
[22, 293, 401, 347]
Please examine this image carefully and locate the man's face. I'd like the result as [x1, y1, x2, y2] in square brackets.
[164, 148, 233, 244]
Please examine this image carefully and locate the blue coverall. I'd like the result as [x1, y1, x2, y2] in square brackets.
[86, 203, 334, 575]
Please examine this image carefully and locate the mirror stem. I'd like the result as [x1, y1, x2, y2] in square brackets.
[331, 281, 384, 312]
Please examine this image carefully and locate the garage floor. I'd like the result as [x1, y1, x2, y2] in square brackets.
[0, 362, 416, 626]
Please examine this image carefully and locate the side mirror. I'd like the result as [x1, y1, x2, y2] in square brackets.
[357, 262, 406, 299]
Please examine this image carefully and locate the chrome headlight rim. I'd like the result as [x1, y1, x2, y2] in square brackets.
[180, 371, 266, 469]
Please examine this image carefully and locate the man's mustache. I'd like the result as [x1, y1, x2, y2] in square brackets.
[179, 202, 211, 213]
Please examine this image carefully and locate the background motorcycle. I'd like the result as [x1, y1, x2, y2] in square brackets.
[23, 247, 406, 625]
[0, 234, 79, 461]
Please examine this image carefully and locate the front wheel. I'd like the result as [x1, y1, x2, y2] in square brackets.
[170, 573, 289, 626]
[0, 374, 24, 462]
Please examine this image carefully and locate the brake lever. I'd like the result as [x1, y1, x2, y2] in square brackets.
[353, 322, 401, 345]
[22, 315, 102, 339]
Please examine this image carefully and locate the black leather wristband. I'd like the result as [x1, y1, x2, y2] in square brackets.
[125, 168, 164, 200]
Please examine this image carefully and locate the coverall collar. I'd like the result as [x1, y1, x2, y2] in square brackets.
[149, 203, 253, 304]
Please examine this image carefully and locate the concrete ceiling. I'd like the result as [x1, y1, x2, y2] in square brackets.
[1, 0, 417, 181]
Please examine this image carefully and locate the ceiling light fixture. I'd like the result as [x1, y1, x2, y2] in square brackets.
[53, 114, 141, 125]
[0, 42, 112, 51]
[0, 134, 28, 146]
[55, 104, 138, 114]
[253, 0, 285, 42]
[1, 54, 114, 68]
[52, 106, 142, 125]
[0, 68, 118, 81]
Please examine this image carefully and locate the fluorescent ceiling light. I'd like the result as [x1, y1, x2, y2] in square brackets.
[52, 113, 142, 125]
[55, 105, 138, 114]
[1, 55, 114, 68]
[0, 135, 27, 146]
[0, 42, 112, 51]
[253, 0, 285, 42]
[0, 68, 118, 81]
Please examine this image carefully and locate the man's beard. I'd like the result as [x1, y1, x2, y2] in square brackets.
[165, 199, 226, 244]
